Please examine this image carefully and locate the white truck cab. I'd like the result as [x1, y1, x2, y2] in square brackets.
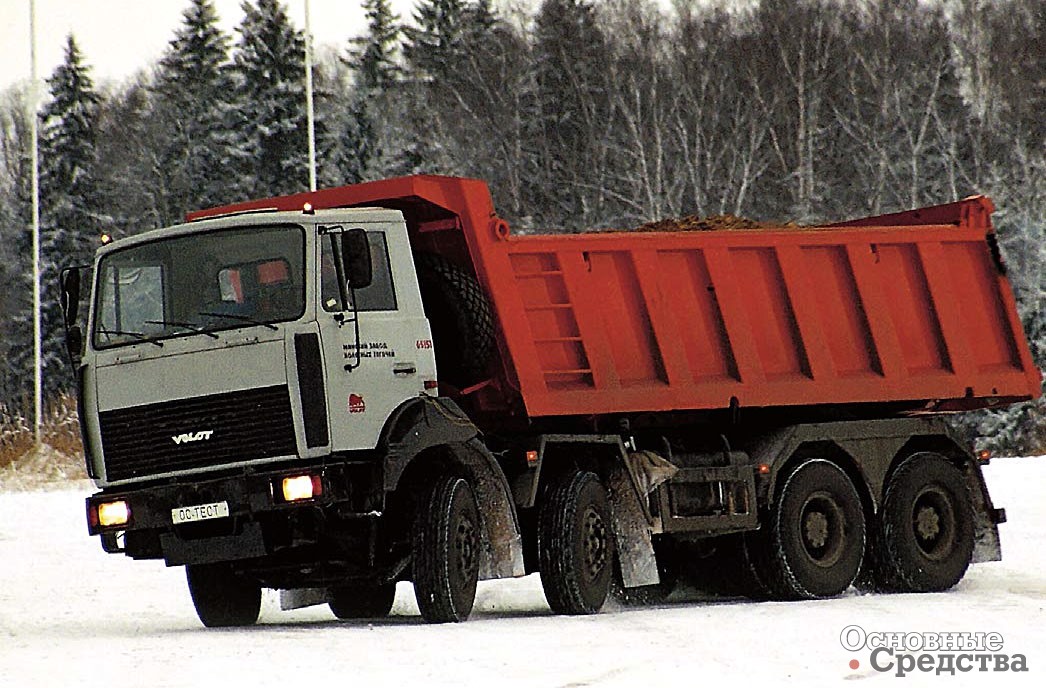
[81, 208, 436, 486]
[71, 192, 524, 628]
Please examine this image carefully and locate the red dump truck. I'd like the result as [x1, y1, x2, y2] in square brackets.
[72, 175, 1040, 626]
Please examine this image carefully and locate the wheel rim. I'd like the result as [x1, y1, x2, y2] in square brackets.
[581, 505, 609, 581]
[911, 485, 956, 561]
[799, 491, 846, 568]
[455, 513, 478, 579]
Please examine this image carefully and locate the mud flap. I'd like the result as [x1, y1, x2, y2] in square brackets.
[454, 439, 526, 579]
[606, 460, 660, 588]
[967, 463, 1003, 564]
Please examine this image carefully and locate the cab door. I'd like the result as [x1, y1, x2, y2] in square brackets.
[316, 221, 435, 451]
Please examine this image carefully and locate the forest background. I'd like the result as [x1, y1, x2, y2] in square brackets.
[0, 0, 1042, 473]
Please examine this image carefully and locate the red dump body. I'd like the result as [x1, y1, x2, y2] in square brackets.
[190, 175, 1041, 418]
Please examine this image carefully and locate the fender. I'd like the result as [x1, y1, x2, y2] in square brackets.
[380, 396, 525, 579]
[380, 396, 480, 492]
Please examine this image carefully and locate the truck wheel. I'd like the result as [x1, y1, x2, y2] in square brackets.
[765, 459, 865, 599]
[415, 253, 495, 388]
[875, 453, 974, 592]
[539, 471, 615, 615]
[412, 476, 481, 623]
[329, 582, 396, 619]
[186, 563, 261, 628]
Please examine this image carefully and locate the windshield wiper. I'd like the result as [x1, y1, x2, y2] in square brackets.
[97, 327, 164, 347]
[197, 311, 279, 331]
[145, 319, 219, 339]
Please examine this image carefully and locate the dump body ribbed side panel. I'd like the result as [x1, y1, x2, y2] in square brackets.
[484, 224, 1038, 416]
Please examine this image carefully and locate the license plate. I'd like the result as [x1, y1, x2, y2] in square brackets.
[172, 501, 230, 525]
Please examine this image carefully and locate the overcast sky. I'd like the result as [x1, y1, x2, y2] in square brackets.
[0, 0, 421, 91]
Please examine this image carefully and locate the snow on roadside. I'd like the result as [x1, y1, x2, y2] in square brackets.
[0, 457, 1042, 687]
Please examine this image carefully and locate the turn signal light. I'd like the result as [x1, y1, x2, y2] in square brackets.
[281, 474, 323, 502]
[977, 449, 991, 463]
[97, 500, 130, 527]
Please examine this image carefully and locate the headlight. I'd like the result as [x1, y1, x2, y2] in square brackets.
[280, 474, 323, 502]
[97, 500, 131, 527]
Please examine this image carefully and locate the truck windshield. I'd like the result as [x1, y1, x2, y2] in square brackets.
[92, 224, 305, 349]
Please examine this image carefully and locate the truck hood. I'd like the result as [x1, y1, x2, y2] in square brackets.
[94, 335, 286, 411]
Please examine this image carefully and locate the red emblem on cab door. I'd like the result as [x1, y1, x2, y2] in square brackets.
[348, 394, 366, 414]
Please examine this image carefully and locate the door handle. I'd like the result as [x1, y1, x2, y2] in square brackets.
[393, 362, 417, 376]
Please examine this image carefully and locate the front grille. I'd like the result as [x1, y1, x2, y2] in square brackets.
[100, 385, 297, 482]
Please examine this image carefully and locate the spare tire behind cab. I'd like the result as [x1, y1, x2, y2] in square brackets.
[414, 252, 496, 389]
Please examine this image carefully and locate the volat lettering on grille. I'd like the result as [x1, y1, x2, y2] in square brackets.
[171, 430, 215, 445]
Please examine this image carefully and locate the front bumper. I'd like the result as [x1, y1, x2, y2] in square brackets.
[86, 461, 381, 568]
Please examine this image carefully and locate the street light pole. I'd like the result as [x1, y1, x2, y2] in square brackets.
[29, 0, 42, 445]
[304, 0, 317, 192]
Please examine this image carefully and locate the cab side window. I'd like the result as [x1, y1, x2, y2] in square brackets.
[321, 231, 397, 312]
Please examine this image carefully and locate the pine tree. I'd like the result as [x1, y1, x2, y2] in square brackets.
[337, 95, 375, 184]
[467, 0, 497, 38]
[399, 0, 529, 210]
[531, 0, 612, 226]
[151, 0, 237, 220]
[23, 35, 103, 397]
[404, 0, 470, 80]
[0, 88, 35, 405]
[337, 0, 402, 183]
[231, 0, 309, 197]
[349, 0, 402, 93]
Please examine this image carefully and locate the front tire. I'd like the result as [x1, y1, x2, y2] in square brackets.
[412, 476, 481, 623]
[539, 471, 615, 615]
[874, 453, 974, 592]
[764, 459, 866, 599]
[186, 563, 261, 628]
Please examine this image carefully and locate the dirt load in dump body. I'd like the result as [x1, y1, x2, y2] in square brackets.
[191, 175, 1041, 421]
[631, 214, 798, 232]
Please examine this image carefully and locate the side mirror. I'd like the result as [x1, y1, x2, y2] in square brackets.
[60, 267, 82, 328]
[66, 325, 84, 366]
[342, 228, 373, 290]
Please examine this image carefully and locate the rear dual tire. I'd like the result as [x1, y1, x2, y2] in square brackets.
[757, 459, 866, 600]
[872, 453, 975, 593]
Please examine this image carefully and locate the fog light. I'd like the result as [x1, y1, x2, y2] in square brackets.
[97, 500, 130, 527]
[281, 475, 322, 502]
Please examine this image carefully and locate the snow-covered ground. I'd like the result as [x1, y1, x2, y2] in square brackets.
[1, 457, 1042, 688]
